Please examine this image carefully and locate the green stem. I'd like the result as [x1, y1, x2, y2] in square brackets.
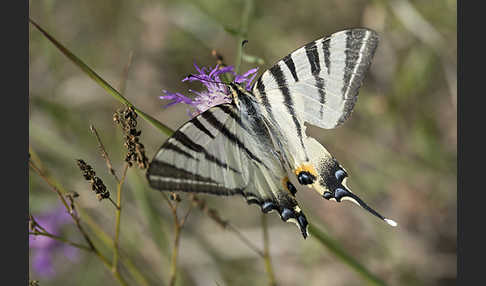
[30, 146, 146, 286]
[261, 215, 277, 286]
[113, 164, 129, 274]
[29, 232, 91, 252]
[169, 208, 181, 286]
[234, 0, 254, 74]
[308, 223, 387, 286]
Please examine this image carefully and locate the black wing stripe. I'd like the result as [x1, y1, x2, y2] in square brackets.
[163, 142, 199, 161]
[191, 118, 215, 139]
[304, 41, 321, 75]
[268, 64, 309, 161]
[283, 54, 299, 82]
[218, 104, 247, 132]
[151, 176, 243, 196]
[315, 76, 326, 118]
[171, 130, 239, 173]
[255, 78, 293, 169]
[148, 160, 217, 184]
[342, 31, 355, 99]
[235, 87, 283, 161]
[149, 161, 271, 202]
[338, 29, 375, 125]
[148, 160, 244, 195]
[304, 41, 327, 117]
[342, 30, 360, 97]
[256, 77, 277, 125]
[322, 39, 331, 75]
[233, 86, 275, 140]
[201, 109, 265, 166]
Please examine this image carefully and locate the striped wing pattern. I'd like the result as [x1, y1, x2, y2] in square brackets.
[147, 103, 309, 237]
[254, 28, 378, 129]
[147, 28, 390, 239]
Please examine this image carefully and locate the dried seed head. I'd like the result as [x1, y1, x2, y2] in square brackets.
[113, 106, 149, 169]
[76, 159, 110, 201]
[77, 159, 96, 180]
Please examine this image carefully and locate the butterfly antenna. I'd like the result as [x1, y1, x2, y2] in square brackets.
[185, 74, 230, 86]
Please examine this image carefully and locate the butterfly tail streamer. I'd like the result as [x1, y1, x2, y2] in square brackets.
[340, 191, 397, 227]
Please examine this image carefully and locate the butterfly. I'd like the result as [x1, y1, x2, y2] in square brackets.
[147, 28, 397, 239]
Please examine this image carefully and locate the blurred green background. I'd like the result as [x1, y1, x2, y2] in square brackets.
[29, 0, 456, 285]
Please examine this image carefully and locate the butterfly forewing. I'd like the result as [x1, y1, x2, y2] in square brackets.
[148, 104, 302, 208]
[147, 105, 246, 195]
[253, 28, 378, 129]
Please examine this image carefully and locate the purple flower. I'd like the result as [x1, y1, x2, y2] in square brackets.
[29, 205, 79, 278]
[160, 62, 258, 117]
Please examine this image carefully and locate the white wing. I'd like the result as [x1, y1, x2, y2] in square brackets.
[253, 28, 378, 129]
[147, 103, 309, 237]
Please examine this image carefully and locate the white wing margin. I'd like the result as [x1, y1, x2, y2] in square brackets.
[254, 28, 378, 129]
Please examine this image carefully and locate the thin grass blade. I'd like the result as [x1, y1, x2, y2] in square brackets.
[29, 18, 173, 137]
[308, 223, 388, 286]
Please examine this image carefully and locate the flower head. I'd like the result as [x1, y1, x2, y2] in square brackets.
[29, 205, 79, 278]
[160, 62, 258, 117]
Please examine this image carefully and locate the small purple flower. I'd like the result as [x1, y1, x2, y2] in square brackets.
[234, 67, 259, 91]
[29, 205, 79, 278]
[160, 62, 258, 117]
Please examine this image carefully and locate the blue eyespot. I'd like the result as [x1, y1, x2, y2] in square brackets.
[286, 181, 297, 196]
[297, 171, 315, 185]
[335, 169, 347, 182]
[334, 188, 348, 201]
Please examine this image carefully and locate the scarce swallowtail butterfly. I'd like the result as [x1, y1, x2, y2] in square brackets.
[147, 28, 397, 239]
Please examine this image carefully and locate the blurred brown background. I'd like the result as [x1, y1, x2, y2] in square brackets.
[29, 0, 456, 285]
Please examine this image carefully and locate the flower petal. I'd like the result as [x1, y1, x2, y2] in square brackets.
[160, 90, 194, 107]
[159, 62, 258, 118]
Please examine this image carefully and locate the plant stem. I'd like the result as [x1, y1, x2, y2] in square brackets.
[261, 215, 277, 286]
[29, 18, 173, 137]
[29, 160, 71, 212]
[308, 223, 387, 286]
[29, 231, 91, 252]
[234, 0, 254, 74]
[113, 163, 129, 274]
[169, 216, 181, 286]
[72, 200, 129, 286]
[167, 199, 180, 286]
[190, 195, 264, 257]
[90, 124, 120, 182]
[29, 150, 132, 286]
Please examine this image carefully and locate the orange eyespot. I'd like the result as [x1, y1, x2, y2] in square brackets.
[282, 176, 297, 196]
[282, 177, 290, 190]
[294, 164, 318, 178]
